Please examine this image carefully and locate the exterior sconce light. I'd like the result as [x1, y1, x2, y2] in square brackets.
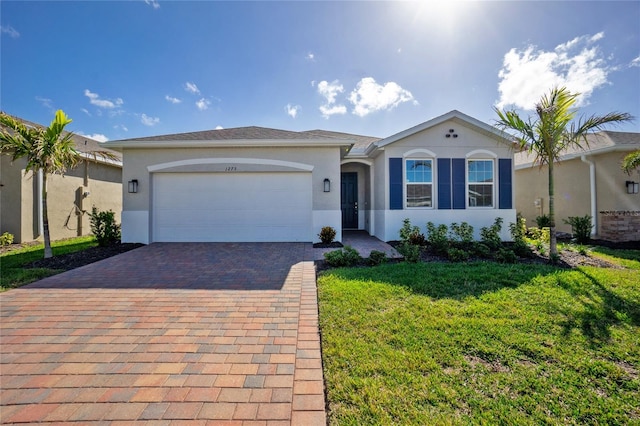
[128, 179, 139, 194]
[323, 178, 331, 193]
[626, 180, 639, 194]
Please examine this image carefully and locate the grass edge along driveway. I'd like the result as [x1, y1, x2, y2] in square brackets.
[318, 248, 640, 425]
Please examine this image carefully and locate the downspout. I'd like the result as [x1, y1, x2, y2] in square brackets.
[37, 169, 44, 237]
[581, 155, 596, 236]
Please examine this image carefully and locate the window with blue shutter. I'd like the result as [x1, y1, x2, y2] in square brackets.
[498, 158, 513, 209]
[452, 158, 466, 209]
[437, 158, 451, 209]
[389, 158, 403, 210]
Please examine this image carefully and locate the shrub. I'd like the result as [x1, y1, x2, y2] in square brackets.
[399, 218, 421, 243]
[397, 242, 420, 263]
[318, 226, 337, 244]
[512, 239, 533, 257]
[88, 207, 121, 247]
[449, 222, 474, 245]
[563, 215, 592, 244]
[368, 250, 388, 266]
[495, 248, 517, 264]
[480, 217, 503, 250]
[408, 232, 426, 246]
[510, 214, 532, 257]
[324, 245, 361, 267]
[426, 222, 449, 255]
[0, 232, 14, 246]
[535, 214, 551, 228]
[472, 243, 491, 258]
[447, 247, 470, 262]
[528, 227, 550, 244]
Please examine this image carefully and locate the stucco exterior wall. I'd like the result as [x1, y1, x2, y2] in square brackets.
[372, 119, 516, 241]
[515, 151, 640, 237]
[120, 146, 342, 244]
[0, 156, 121, 243]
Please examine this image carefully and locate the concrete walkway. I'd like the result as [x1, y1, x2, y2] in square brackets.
[312, 230, 401, 261]
[1, 243, 325, 425]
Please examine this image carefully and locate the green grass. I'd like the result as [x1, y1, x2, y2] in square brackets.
[318, 251, 640, 425]
[1, 236, 98, 292]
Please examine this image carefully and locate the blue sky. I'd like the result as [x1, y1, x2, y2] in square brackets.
[1, 1, 639, 142]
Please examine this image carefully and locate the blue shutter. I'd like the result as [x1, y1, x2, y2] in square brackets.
[389, 158, 403, 210]
[437, 158, 451, 209]
[452, 158, 466, 209]
[498, 158, 513, 209]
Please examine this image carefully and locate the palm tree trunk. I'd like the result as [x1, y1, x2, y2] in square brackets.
[42, 172, 53, 259]
[548, 161, 557, 258]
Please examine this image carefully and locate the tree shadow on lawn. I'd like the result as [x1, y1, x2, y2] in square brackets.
[556, 269, 640, 347]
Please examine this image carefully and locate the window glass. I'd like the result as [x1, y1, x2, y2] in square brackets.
[406, 159, 433, 207]
[468, 160, 493, 207]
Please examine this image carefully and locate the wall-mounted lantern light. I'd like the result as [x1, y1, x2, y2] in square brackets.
[323, 178, 331, 193]
[626, 180, 639, 194]
[128, 179, 139, 194]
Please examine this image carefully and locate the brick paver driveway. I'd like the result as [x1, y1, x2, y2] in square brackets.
[1, 243, 325, 425]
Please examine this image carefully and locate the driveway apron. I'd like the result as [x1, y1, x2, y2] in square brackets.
[0, 243, 326, 425]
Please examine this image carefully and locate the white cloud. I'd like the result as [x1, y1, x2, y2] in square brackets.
[306, 52, 315, 61]
[141, 113, 160, 126]
[196, 98, 211, 111]
[496, 32, 610, 110]
[348, 77, 415, 117]
[215, 125, 224, 130]
[81, 108, 91, 116]
[317, 80, 347, 118]
[144, 0, 160, 9]
[114, 124, 128, 132]
[630, 56, 640, 68]
[1, 25, 20, 38]
[165, 95, 182, 104]
[77, 132, 109, 143]
[185, 82, 200, 94]
[84, 89, 124, 109]
[35, 96, 53, 109]
[285, 104, 301, 118]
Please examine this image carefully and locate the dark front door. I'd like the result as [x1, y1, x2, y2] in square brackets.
[341, 172, 358, 229]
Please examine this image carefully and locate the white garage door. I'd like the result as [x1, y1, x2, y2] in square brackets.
[152, 172, 312, 242]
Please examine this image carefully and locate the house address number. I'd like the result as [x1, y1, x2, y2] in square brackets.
[225, 166, 237, 172]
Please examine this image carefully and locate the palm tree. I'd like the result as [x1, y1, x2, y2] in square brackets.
[622, 150, 640, 175]
[494, 86, 633, 259]
[2, 110, 82, 258]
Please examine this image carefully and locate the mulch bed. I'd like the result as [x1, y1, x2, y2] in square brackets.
[25, 243, 144, 271]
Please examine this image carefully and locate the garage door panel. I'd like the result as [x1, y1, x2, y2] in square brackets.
[152, 172, 312, 242]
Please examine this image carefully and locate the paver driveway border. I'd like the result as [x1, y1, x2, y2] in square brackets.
[0, 243, 326, 425]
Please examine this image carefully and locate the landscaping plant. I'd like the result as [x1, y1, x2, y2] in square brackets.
[563, 215, 593, 244]
[318, 226, 337, 244]
[324, 246, 361, 267]
[88, 207, 121, 247]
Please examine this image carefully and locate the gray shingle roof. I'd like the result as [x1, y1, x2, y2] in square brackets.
[115, 126, 339, 142]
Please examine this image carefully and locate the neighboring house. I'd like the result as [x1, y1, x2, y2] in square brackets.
[1, 116, 123, 243]
[514, 131, 640, 241]
[102, 110, 517, 244]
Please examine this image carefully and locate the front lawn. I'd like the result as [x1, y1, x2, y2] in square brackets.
[318, 250, 640, 425]
[0, 236, 98, 291]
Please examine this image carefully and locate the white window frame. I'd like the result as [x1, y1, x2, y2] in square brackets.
[404, 158, 434, 209]
[466, 159, 495, 208]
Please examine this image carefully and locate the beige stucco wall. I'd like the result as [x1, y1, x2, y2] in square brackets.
[515, 150, 640, 236]
[372, 119, 516, 241]
[120, 145, 343, 243]
[0, 156, 122, 243]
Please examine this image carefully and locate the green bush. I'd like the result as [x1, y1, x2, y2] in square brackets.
[397, 242, 420, 263]
[510, 214, 532, 257]
[88, 207, 121, 247]
[368, 250, 388, 266]
[0, 232, 14, 246]
[426, 222, 449, 255]
[472, 243, 491, 258]
[527, 227, 550, 244]
[324, 245, 361, 267]
[318, 226, 337, 244]
[408, 232, 426, 246]
[495, 248, 518, 264]
[563, 215, 592, 244]
[447, 247, 470, 262]
[480, 217, 503, 250]
[399, 218, 421, 243]
[449, 222, 474, 245]
[535, 214, 551, 228]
